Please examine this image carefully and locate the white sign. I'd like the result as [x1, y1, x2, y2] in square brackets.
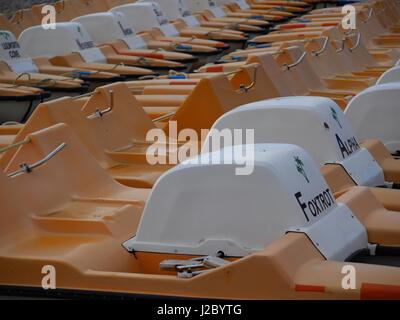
[78, 47, 107, 64]
[4, 58, 38, 73]
[159, 24, 180, 37]
[71, 25, 107, 63]
[0, 31, 38, 73]
[183, 15, 200, 27]
[235, 0, 250, 10]
[122, 35, 148, 50]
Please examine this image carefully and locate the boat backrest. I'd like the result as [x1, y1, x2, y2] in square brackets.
[345, 83, 400, 154]
[73, 12, 136, 45]
[4, 124, 124, 216]
[126, 143, 367, 261]
[206, 96, 385, 187]
[0, 30, 38, 73]
[0, 82, 157, 169]
[377, 66, 400, 85]
[110, 3, 167, 32]
[19, 22, 107, 63]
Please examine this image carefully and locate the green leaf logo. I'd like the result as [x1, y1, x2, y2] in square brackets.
[77, 26, 83, 37]
[331, 107, 342, 129]
[294, 156, 310, 183]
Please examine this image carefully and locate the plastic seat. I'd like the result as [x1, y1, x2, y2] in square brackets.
[345, 83, 400, 155]
[224, 37, 377, 89]
[0, 83, 177, 183]
[0, 64, 273, 184]
[216, 0, 300, 19]
[199, 48, 354, 108]
[0, 31, 87, 92]
[376, 65, 400, 84]
[110, 3, 227, 53]
[141, 0, 248, 43]
[222, 0, 309, 14]
[19, 23, 155, 78]
[184, 0, 270, 32]
[270, 0, 400, 55]
[72, 12, 195, 65]
[186, 0, 280, 22]
[0, 123, 148, 270]
[0, 28, 131, 84]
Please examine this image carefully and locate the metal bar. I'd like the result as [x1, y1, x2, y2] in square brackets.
[349, 33, 361, 52]
[311, 36, 329, 57]
[282, 51, 307, 70]
[8, 142, 66, 178]
[152, 111, 176, 123]
[86, 90, 114, 119]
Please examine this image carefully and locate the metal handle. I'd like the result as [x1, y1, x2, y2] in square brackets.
[8, 143, 66, 178]
[335, 38, 345, 53]
[362, 8, 373, 23]
[282, 51, 307, 70]
[87, 90, 114, 119]
[13, 72, 31, 86]
[311, 37, 329, 57]
[349, 33, 361, 52]
[237, 65, 258, 93]
[152, 111, 176, 123]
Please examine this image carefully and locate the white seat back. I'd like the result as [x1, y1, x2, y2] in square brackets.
[72, 12, 147, 50]
[19, 22, 107, 63]
[124, 143, 367, 261]
[111, 3, 166, 31]
[345, 83, 400, 154]
[205, 97, 385, 187]
[110, 2, 180, 37]
[376, 65, 400, 85]
[0, 30, 38, 73]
